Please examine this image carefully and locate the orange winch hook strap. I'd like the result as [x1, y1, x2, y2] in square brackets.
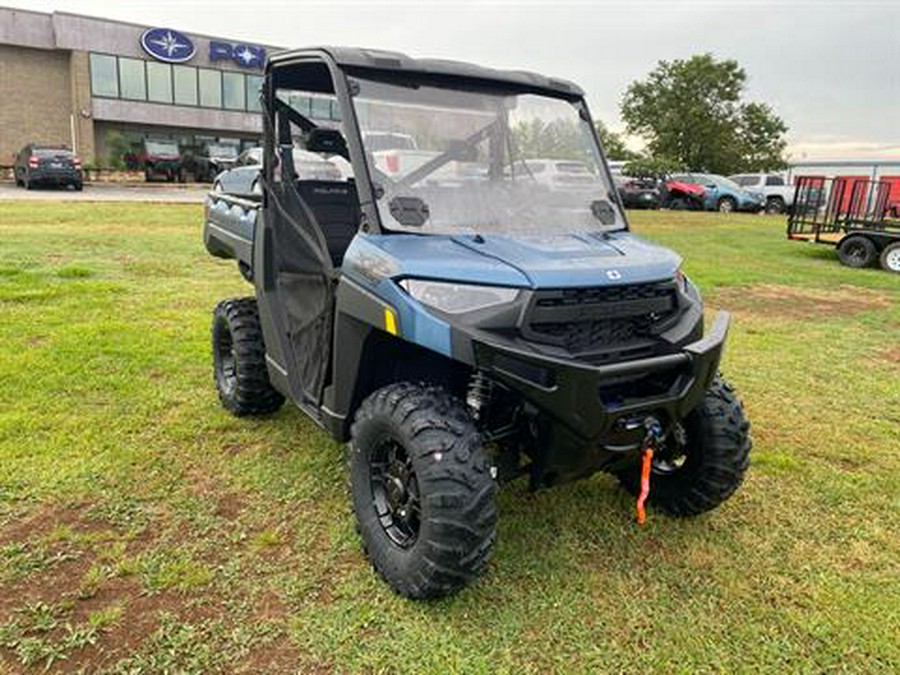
[636, 446, 654, 526]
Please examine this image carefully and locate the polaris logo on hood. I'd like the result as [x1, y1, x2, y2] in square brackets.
[140, 28, 196, 63]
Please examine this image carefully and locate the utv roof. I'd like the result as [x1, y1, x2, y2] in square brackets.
[268, 47, 585, 98]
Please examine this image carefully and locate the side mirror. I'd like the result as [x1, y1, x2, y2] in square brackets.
[705, 184, 718, 191]
[305, 128, 349, 160]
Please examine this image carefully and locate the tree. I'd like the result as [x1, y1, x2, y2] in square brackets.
[594, 120, 636, 160]
[621, 53, 787, 174]
[512, 118, 592, 163]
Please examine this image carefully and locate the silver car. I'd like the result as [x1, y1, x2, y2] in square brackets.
[213, 147, 346, 197]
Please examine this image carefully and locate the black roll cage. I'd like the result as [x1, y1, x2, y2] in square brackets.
[261, 48, 630, 235]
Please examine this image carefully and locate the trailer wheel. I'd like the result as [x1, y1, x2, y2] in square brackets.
[837, 235, 877, 268]
[615, 376, 751, 517]
[349, 383, 497, 599]
[211, 298, 284, 416]
[765, 196, 785, 214]
[717, 196, 737, 213]
[879, 242, 900, 273]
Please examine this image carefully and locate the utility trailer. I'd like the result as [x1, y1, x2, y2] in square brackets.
[787, 176, 900, 272]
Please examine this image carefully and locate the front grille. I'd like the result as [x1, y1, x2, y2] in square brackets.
[533, 283, 674, 308]
[522, 282, 680, 357]
[529, 315, 653, 352]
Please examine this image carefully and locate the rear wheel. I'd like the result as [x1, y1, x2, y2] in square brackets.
[837, 235, 877, 268]
[349, 383, 497, 598]
[616, 376, 751, 517]
[717, 196, 737, 213]
[879, 242, 900, 273]
[211, 298, 284, 416]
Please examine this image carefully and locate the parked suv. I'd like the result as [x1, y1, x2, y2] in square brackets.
[672, 173, 764, 213]
[14, 144, 83, 190]
[728, 173, 794, 214]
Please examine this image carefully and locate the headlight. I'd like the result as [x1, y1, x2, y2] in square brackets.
[399, 279, 520, 314]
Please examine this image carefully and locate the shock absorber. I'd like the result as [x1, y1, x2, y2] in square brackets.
[466, 370, 494, 421]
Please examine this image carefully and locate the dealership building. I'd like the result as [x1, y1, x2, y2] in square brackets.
[0, 7, 287, 165]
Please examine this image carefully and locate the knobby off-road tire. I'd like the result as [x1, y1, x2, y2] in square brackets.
[349, 383, 497, 599]
[616, 376, 751, 517]
[211, 298, 284, 416]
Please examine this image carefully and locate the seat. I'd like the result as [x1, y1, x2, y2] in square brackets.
[294, 180, 360, 267]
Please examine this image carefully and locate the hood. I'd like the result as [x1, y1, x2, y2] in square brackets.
[353, 231, 681, 289]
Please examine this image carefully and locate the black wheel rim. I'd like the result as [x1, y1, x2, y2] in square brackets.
[214, 321, 237, 397]
[846, 242, 866, 264]
[651, 423, 690, 476]
[370, 436, 421, 548]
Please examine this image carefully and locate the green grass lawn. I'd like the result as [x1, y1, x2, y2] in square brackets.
[0, 202, 898, 673]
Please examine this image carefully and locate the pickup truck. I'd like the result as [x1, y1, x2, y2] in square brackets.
[728, 173, 794, 214]
[365, 130, 480, 182]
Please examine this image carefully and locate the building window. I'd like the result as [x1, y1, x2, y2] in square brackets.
[119, 58, 147, 100]
[90, 53, 118, 97]
[173, 66, 198, 106]
[246, 75, 263, 112]
[198, 69, 222, 108]
[311, 96, 332, 120]
[223, 72, 246, 111]
[146, 62, 172, 104]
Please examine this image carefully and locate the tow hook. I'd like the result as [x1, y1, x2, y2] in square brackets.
[636, 417, 663, 526]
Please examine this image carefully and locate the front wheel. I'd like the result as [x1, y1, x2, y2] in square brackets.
[837, 235, 877, 268]
[349, 383, 497, 599]
[765, 196, 785, 214]
[616, 376, 751, 517]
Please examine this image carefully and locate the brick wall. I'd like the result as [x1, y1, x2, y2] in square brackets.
[68, 50, 95, 161]
[0, 44, 74, 163]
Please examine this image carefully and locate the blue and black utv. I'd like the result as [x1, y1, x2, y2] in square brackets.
[203, 47, 752, 598]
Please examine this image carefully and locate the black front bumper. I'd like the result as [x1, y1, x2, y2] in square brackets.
[472, 311, 730, 485]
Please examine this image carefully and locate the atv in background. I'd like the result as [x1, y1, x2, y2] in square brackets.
[185, 142, 240, 183]
[125, 138, 183, 182]
[660, 177, 707, 210]
[202, 47, 752, 598]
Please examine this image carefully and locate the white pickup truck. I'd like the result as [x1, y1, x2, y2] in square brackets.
[365, 131, 481, 182]
[728, 173, 794, 214]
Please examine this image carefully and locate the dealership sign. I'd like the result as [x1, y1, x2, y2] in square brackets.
[210, 41, 265, 69]
[140, 28, 196, 63]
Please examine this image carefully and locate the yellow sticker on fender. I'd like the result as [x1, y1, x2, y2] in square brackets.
[384, 308, 398, 335]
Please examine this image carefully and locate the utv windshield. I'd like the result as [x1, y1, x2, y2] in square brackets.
[350, 74, 624, 235]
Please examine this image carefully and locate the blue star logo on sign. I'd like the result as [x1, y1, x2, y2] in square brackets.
[210, 41, 266, 69]
[140, 28, 196, 63]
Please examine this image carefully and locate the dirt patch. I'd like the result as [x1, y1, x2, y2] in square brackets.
[0, 501, 97, 548]
[214, 492, 245, 521]
[877, 346, 900, 363]
[710, 284, 890, 321]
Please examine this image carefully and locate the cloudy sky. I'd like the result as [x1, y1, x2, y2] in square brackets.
[6, 0, 899, 160]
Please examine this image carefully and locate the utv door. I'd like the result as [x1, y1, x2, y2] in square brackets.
[253, 62, 343, 408]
